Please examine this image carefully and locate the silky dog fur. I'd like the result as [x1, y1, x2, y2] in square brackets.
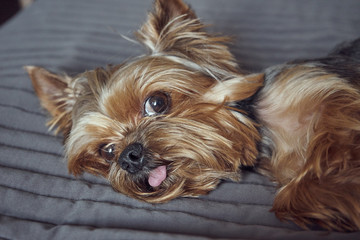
[27, 0, 360, 232]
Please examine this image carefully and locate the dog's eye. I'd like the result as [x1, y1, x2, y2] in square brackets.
[144, 92, 170, 116]
[99, 144, 116, 161]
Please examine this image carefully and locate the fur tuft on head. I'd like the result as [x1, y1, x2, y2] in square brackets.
[136, 0, 246, 80]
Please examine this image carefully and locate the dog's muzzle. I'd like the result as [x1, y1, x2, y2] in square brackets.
[119, 142, 147, 174]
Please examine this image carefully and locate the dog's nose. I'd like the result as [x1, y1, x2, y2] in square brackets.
[119, 143, 147, 174]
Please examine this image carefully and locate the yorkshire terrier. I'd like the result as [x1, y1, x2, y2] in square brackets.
[26, 0, 360, 232]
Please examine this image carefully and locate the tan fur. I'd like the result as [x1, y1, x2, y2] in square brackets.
[63, 58, 260, 203]
[255, 65, 360, 231]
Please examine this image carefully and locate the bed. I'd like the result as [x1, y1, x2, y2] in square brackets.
[1, 0, 360, 239]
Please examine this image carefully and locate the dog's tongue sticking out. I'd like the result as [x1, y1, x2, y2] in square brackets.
[148, 166, 167, 187]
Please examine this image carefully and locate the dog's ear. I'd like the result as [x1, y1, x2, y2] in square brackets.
[25, 66, 74, 136]
[136, 0, 241, 78]
[203, 73, 264, 104]
[136, 0, 196, 52]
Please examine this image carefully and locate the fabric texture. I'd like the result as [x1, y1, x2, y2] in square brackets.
[0, 0, 360, 239]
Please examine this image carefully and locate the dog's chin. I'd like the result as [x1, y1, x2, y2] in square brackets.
[131, 165, 168, 191]
[108, 163, 169, 195]
[108, 157, 228, 203]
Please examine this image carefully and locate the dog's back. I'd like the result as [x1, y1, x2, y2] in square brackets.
[319, 38, 360, 87]
[330, 38, 360, 61]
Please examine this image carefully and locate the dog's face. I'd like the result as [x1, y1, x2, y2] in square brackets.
[27, 0, 262, 202]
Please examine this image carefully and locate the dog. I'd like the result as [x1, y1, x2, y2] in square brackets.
[26, 0, 360, 232]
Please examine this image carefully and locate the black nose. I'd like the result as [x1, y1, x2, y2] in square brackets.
[118, 143, 147, 174]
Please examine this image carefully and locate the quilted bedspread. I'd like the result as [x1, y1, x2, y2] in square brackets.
[1, 0, 360, 239]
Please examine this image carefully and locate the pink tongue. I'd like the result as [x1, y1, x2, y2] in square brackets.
[148, 166, 167, 187]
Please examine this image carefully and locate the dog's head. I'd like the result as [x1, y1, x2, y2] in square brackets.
[27, 0, 262, 202]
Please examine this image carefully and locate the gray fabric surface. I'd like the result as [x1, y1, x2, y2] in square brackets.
[0, 0, 360, 239]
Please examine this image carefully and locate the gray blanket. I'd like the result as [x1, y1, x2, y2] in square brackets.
[1, 0, 360, 239]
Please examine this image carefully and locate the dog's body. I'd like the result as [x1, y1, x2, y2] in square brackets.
[27, 0, 360, 231]
[254, 41, 360, 231]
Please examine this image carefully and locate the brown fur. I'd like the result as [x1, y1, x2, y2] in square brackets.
[26, 0, 360, 232]
[255, 65, 360, 231]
